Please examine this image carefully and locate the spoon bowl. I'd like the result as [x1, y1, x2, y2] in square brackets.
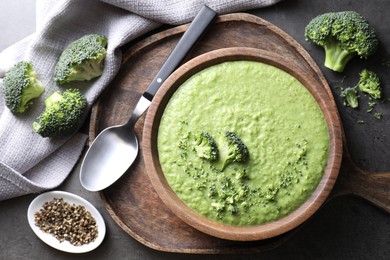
[80, 95, 150, 191]
[80, 124, 139, 191]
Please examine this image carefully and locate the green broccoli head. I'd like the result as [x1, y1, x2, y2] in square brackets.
[305, 11, 378, 72]
[340, 87, 359, 108]
[357, 69, 382, 99]
[53, 34, 108, 85]
[192, 131, 218, 161]
[217, 131, 249, 171]
[33, 88, 87, 138]
[2, 61, 44, 113]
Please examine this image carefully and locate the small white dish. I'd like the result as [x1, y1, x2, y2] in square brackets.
[27, 191, 106, 253]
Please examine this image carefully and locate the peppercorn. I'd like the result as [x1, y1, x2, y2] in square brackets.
[34, 197, 98, 246]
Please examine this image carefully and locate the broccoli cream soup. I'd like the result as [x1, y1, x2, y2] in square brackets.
[157, 61, 329, 226]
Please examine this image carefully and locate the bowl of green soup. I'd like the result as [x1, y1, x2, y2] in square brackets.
[143, 47, 342, 241]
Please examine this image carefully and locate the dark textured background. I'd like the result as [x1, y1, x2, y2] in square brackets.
[1, 0, 389, 259]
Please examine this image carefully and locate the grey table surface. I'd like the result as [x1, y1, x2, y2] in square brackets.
[1, 0, 389, 259]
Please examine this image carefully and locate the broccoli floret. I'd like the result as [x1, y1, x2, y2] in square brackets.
[192, 131, 218, 161]
[217, 131, 249, 171]
[33, 88, 87, 138]
[340, 87, 359, 108]
[53, 34, 108, 85]
[2, 61, 44, 113]
[305, 11, 378, 72]
[357, 69, 382, 99]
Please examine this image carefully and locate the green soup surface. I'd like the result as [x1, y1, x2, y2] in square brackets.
[157, 61, 329, 226]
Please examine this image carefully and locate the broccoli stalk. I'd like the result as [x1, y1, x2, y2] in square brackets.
[192, 131, 218, 161]
[217, 131, 249, 171]
[357, 69, 382, 99]
[53, 34, 108, 85]
[3, 61, 44, 113]
[33, 88, 87, 138]
[323, 36, 356, 73]
[44, 91, 64, 107]
[305, 11, 378, 72]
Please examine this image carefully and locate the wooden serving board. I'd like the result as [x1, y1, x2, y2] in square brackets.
[89, 13, 390, 253]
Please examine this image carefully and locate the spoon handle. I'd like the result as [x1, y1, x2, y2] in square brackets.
[143, 5, 217, 101]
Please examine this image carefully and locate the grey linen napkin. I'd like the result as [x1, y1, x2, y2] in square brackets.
[0, 0, 281, 201]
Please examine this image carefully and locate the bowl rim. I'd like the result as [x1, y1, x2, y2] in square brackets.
[142, 47, 343, 241]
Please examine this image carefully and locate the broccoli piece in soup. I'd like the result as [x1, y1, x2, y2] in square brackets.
[217, 131, 249, 171]
[192, 131, 218, 161]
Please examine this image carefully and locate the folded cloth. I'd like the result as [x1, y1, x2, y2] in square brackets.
[0, 0, 281, 201]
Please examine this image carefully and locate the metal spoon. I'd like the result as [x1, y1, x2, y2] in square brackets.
[80, 6, 217, 191]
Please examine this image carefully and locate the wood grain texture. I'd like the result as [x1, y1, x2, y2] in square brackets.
[329, 148, 390, 213]
[89, 13, 389, 253]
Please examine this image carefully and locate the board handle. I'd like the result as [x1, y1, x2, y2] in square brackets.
[331, 150, 390, 214]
